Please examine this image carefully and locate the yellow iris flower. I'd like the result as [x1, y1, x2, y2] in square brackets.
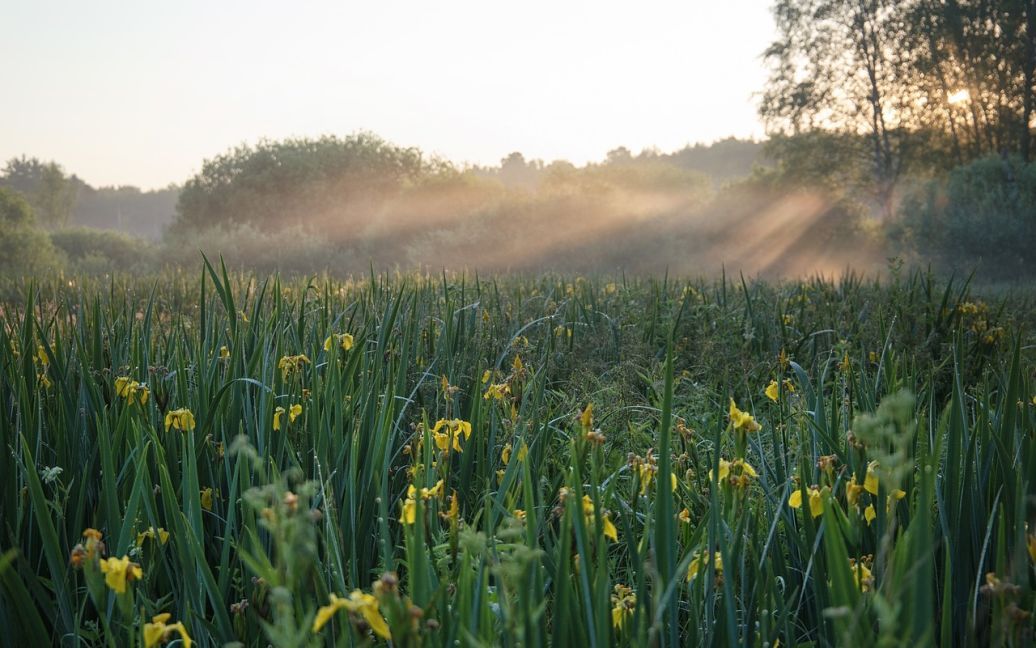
[729, 399, 762, 433]
[164, 408, 196, 432]
[136, 527, 170, 547]
[687, 551, 723, 582]
[431, 418, 473, 453]
[864, 461, 879, 495]
[709, 458, 757, 485]
[143, 613, 192, 648]
[200, 487, 214, 511]
[98, 555, 143, 593]
[273, 403, 303, 430]
[115, 376, 150, 405]
[323, 333, 354, 352]
[850, 559, 873, 592]
[581, 494, 618, 541]
[788, 486, 823, 518]
[277, 354, 310, 379]
[610, 584, 636, 630]
[313, 591, 390, 639]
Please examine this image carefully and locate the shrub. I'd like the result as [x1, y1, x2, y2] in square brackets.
[160, 223, 354, 274]
[0, 187, 63, 275]
[895, 155, 1036, 275]
[50, 226, 152, 273]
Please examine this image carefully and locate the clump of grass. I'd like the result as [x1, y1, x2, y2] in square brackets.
[0, 262, 1033, 646]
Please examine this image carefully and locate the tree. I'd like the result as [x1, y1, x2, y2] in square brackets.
[760, 0, 1036, 202]
[0, 156, 78, 228]
[173, 133, 426, 233]
[761, 0, 914, 213]
[0, 187, 62, 274]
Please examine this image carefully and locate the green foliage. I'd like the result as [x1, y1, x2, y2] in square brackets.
[895, 155, 1036, 275]
[0, 266, 1033, 646]
[0, 188, 63, 274]
[174, 133, 426, 232]
[50, 226, 153, 273]
[0, 156, 78, 228]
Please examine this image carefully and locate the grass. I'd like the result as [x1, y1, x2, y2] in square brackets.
[0, 261, 1033, 647]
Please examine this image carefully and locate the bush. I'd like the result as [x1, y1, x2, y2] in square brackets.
[160, 223, 355, 274]
[0, 187, 63, 275]
[895, 155, 1036, 275]
[50, 227, 153, 273]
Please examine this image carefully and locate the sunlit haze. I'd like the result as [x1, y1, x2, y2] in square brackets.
[0, 1, 773, 189]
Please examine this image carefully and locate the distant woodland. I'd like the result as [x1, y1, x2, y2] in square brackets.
[2, 0, 1034, 278]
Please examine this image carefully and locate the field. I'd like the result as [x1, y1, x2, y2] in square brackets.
[1, 263, 1034, 647]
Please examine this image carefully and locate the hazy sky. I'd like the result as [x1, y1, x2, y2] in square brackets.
[0, 1, 774, 189]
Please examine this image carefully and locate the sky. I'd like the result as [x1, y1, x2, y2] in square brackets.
[0, 1, 775, 189]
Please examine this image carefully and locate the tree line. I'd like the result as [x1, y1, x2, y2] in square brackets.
[761, 0, 1036, 207]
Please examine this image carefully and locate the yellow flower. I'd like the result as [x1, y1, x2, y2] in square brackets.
[323, 333, 354, 352]
[164, 408, 196, 432]
[864, 504, 876, 525]
[887, 488, 906, 512]
[421, 480, 445, 500]
[313, 591, 390, 639]
[115, 376, 134, 397]
[98, 555, 143, 593]
[864, 461, 879, 495]
[143, 612, 192, 648]
[736, 459, 758, 478]
[484, 382, 510, 400]
[401, 497, 416, 525]
[135, 527, 170, 547]
[846, 480, 864, 507]
[850, 559, 873, 592]
[431, 419, 473, 453]
[70, 528, 105, 567]
[581, 494, 618, 541]
[728, 399, 762, 433]
[274, 403, 303, 431]
[115, 376, 149, 406]
[579, 403, 594, 430]
[687, 551, 723, 582]
[513, 508, 527, 521]
[678, 508, 691, 524]
[445, 491, 460, 523]
[710, 458, 756, 489]
[219, 345, 230, 359]
[501, 443, 512, 464]
[277, 354, 310, 379]
[709, 458, 731, 482]
[610, 584, 636, 630]
[34, 344, 49, 367]
[765, 380, 780, 402]
[1026, 528, 1036, 564]
[765, 379, 795, 402]
[788, 486, 823, 518]
[200, 487, 213, 511]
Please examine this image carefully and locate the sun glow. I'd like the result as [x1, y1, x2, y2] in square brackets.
[947, 89, 970, 105]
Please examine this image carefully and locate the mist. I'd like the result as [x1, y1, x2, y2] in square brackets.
[127, 135, 884, 278]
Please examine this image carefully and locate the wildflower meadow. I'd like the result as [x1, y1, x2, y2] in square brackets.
[1, 262, 1034, 646]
